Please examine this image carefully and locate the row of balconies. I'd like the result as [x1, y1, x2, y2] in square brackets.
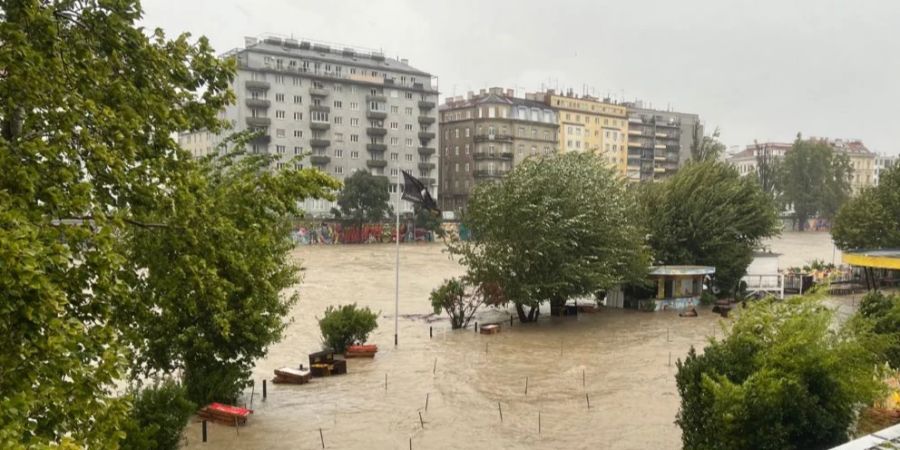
[473, 151, 514, 160]
[473, 134, 514, 143]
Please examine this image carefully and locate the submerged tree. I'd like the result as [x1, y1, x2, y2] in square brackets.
[452, 153, 649, 322]
[833, 164, 900, 251]
[335, 170, 392, 229]
[429, 278, 489, 329]
[778, 136, 853, 231]
[639, 161, 779, 296]
[676, 294, 886, 450]
[0, 0, 232, 446]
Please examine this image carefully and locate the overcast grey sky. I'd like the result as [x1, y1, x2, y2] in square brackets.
[141, 0, 900, 155]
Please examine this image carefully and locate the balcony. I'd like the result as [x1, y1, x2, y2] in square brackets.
[417, 147, 435, 156]
[245, 116, 271, 127]
[366, 127, 387, 136]
[656, 120, 679, 128]
[473, 152, 510, 160]
[309, 105, 331, 113]
[418, 131, 436, 141]
[418, 100, 435, 110]
[366, 143, 387, 152]
[366, 110, 387, 120]
[245, 80, 270, 91]
[309, 88, 329, 97]
[366, 159, 388, 168]
[474, 169, 508, 179]
[421, 177, 435, 185]
[309, 139, 331, 148]
[473, 134, 513, 143]
[310, 122, 331, 131]
[418, 116, 436, 126]
[245, 98, 271, 108]
[366, 94, 387, 102]
[250, 134, 271, 145]
[418, 162, 435, 171]
[310, 155, 331, 165]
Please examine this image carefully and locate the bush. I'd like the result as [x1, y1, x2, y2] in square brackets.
[120, 380, 195, 450]
[430, 278, 483, 329]
[700, 291, 716, 306]
[857, 291, 900, 369]
[318, 304, 379, 353]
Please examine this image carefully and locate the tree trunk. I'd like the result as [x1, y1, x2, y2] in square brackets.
[516, 304, 540, 323]
[549, 296, 566, 316]
[528, 306, 539, 322]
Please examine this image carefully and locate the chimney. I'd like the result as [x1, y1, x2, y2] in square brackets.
[479, 89, 486, 95]
[400, 58, 409, 65]
[506, 89, 514, 97]
[467, 91, 474, 100]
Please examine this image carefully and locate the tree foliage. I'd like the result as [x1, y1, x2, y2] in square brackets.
[754, 140, 781, 199]
[0, 0, 232, 446]
[639, 161, 779, 295]
[120, 380, 195, 450]
[318, 304, 379, 353]
[335, 170, 392, 226]
[429, 278, 484, 329]
[452, 153, 649, 322]
[778, 136, 853, 231]
[856, 291, 900, 369]
[676, 294, 886, 450]
[690, 125, 726, 162]
[833, 164, 900, 250]
[119, 147, 339, 405]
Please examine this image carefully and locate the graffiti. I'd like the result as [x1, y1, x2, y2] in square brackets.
[292, 222, 440, 245]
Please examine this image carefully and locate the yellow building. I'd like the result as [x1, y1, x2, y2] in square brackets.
[526, 91, 629, 176]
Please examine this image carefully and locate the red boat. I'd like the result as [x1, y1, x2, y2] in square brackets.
[198, 403, 252, 426]
[345, 344, 378, 358]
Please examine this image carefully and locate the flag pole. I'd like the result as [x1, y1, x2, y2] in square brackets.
[394, 172, 401, 347]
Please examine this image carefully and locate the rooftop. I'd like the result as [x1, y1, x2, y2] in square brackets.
[441, 87, 555, 111]
[649, 265, 716, 276]
[842, 249, 900, 270]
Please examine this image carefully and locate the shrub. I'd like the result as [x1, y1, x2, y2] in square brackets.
[700, 291, 716, 306]
[430, 278, 483, 329]
[120, 380, 195, 450]
[857, 291, 900, 369]
[319, 304, 379, 353]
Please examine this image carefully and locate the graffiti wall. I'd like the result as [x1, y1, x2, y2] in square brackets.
[291, 222, 439, 245]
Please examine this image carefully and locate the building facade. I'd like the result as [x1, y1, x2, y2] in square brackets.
[621, 102, 702, 182]
[178, 35, 440, 217]
[438, 88, 558, 214]
[728, 142, 792, 177]
[525, 90, 628, 176]
[875, 153, 898, 186]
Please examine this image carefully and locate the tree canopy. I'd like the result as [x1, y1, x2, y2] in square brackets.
[690, 125, 726, 162]
[334, 170, 392, 226]
[832, 164, 900, 250]
[638, 161, 779, 295]
[452, 152, 649, 321]
[778, 136, 852, 231]
[676, 294, 886, 450]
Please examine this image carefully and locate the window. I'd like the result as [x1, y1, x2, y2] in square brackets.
[292, 77, 301, 86]
[350, 118, 359, 127]
[405, 107, 413, 115]
[390, 168, 399, 176]
[293, 112, 303, 121]
[390, 152, 399, 160]
[350, 102, 359, 110]
[405, 138, 413, 147]
[333, 100, 342, 109]
[350, 151, 359, 159]
[276, 129, 285, 138]
[405, 92, 413, 99]
[294, 130, 302, 138]
[275, 93, 285, 102]
[293, 95, 302, 104]
[465, 163, 469, 171]
[455, 129, 460, 138]
[390, 89, 399, 98]
[351, 135, 359, 142]
[276, 145, 285, 154]
[405, 124, 413, 131]
[455, 146, 459, 155]
[335, 149, 343, 157]
[275, 75, 284, 84]
[390, 137, 399, 145]
[455, 163, 459, 172]
[334, 116, 343, 125]
[465, 128, 470, 137]
[334, 166, 343, 174]
[390, 122, 399, 129]
[275, 110, 285, 119]
[405, 154, 413, 161]
[391, 105, 399, 113]
[334, 133, 344, 143]
[465, 144, 470, 154]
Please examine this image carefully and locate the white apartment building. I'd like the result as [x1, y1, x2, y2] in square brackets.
[178, 35, 440, 217]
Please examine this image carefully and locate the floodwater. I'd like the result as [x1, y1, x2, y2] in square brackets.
[181, 231, 842, 450]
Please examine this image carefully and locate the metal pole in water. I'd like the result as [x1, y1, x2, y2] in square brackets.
[538, 411, 542, 436]
[425, 393, 429, 411]
[319, 428, 325, 449]
[384, 373, 388, 391]
[497, 402, 503, 422]
[394, 172, 401, 347]
[418, 411, 425, 428]
[433, 358, 437, 375]
[525, 376, 529, 396]
[429, 326, 432, 338]
[202, 420, 207, 442]
[263, 379, 267, 400]
[586, 393, 591, 409]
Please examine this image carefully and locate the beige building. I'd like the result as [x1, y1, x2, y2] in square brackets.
[823, 138, 875, 194]
[526, 90, 628, 176]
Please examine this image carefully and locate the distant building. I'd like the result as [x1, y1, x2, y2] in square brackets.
[525, 90, 629, 176]
[728, 142, 792, 178]
[621, 101, 702, 182]
[874, 153, 898, 186]
[438, 88, 558, 214]
[178, 35, 440, 217]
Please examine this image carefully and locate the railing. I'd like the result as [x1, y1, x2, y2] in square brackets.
[235, 59, 437, 92]
[473, 134, 513, 143]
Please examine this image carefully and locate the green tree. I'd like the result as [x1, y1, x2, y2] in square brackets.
[855, 291, 900, 369]
[335, 170, 392, 228]
[754, 140, 781, 199]
[833, 164, 900, 250]
[778, 136, 853, 231]
[639, 161, 779, 296]
[120, 380, 195, 450]
[676, 294, 886, 450]
[119, 146, 339, 405]
[318, 304, 379, 353]
[452, 153, 649, 322]
[0, 0, 232, 446]
[429, 278, 484, 329]
[690, 125, 726, 162]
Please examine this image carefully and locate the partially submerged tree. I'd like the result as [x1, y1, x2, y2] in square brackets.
[676, 294, 886, 450]
[0, 1, 232, 446]
[778, 136, 853, 230]
[429, 278, 486, 329]
[452, 153, 649, 322]
[833, 164, 900, 251]
[639, 161, 779, 296]
[318, 304, 379, 353]
[335, 170, 392, 228]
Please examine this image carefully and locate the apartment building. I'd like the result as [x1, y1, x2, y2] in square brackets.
[875, 153, 898, 186]
[525, 90, 628, 176]
[177, 35, 439, 217]
[728, 142, 793, 177]
[622, 102, 702, 182]
[438, 88, 558, 214]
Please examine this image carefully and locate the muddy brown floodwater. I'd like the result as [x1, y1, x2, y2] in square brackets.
[181, 231, 841, 449]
